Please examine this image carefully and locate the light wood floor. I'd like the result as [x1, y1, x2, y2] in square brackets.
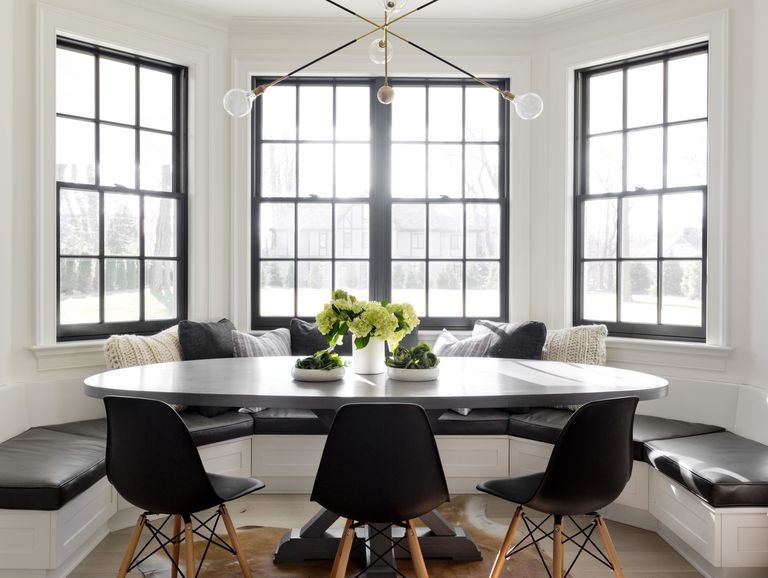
[71, 494, 702, 578]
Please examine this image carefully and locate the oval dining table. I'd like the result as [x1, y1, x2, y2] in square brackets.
[85, 356, 668, 577]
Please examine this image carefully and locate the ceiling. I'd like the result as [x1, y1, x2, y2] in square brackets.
[150, 0, 609, 21]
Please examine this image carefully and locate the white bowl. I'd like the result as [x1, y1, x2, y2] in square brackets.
[291, 366, 346, 382]
[386, 366, 440, 382]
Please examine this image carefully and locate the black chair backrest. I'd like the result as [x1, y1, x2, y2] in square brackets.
[311, 403, 449, 524]
[105, 396, 219, 515]
[528, 397, 638, 516]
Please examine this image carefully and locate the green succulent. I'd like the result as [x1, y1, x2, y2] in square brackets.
[295, 349, 346, 370]
[386, 342, 440, 369]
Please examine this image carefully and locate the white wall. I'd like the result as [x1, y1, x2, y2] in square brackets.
[0, 0, 13, 387]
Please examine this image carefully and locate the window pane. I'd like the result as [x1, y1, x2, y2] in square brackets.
[105, 258, 140, 322]
[100, 58, 135, 125]
[297, 261, 331, 316]
[662, 260, 702, 326]
[583, 261, 616, 321]
[429, 262, 463, 316]
[336, 86, 370, 141]
[668, 53, 708, 123]
[583, 198, 617, 258]
[145, 197, 177, 257]
[261, 144, 296, 197]
[627, 62, 663, 128]
[465, 144, 499, 198]
[260, 261, 294, 316]
[100, 125, 136, 188]
[465, 87, 499, 141]
[59, 189, 99, 256]
[588, 71, 622, 134]
[429, 204, 463, 259]
[466, 204, 500, 258]
[428, 145, 462, 198]
[335, 203, 369, 258]
[392, 261, 425, 316]
[298, 203, 331, 258]
[466, 262, 500, 317]
[336, 261, 369, 301]
[104, 193, 139, 256]
[145, 260, 177, 320]
[588, 134, 623, 194]
[392, 203, 426, 259]
[260, 203, 295, 258]
[56, 48, 94, 118]
[140, 131, 173, 191]
[299, 86, 333, 140]
[663, 192, 703, 258]
[299, 143, 333, 197]
[56, 118, 95, 184]
[262, 85, 296, 140]
[59, 258, 100, 324]
[428, 87, 462, 141]
[667, 121, 707, 187]
[622, 195, 658, 258]
[627, 128, 663, 191]
[336, 144, 370, 198]
[391, 144, 426, 198]
[621, 261, 657, 324]
[392, 86, 425, 141]
[140, 68, 173, 131]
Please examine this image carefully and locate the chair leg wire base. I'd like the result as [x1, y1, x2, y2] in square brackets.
[498, 510, 622, 578]
[119, 507, 240, 578]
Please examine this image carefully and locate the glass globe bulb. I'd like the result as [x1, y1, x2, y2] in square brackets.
[368, 37, 394, 65]
[377, 84, 395, 105]
[379, 0, 408, 12]
[223, 88, 256, 117]
[512, 92, 544, 120]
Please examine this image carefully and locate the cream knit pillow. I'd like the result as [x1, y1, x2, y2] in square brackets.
[542, 324, 608, 366]
[104, 325, 182, 370]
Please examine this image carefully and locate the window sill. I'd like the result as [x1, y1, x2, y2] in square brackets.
[30, 341, 107, 371]
[606, 337, 731, 372]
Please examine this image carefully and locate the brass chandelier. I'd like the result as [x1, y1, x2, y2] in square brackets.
[223, 0, 544, 120]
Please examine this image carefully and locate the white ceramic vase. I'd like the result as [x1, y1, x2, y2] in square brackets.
[352, 337, 386, 375]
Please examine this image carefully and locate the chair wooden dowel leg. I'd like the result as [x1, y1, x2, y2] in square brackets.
[331, 519, 355, 578]
[117, 514, 146, 578]
[220, 504, 253, 578]
[489, 506, 523, 578]
[407, 520, 429, 578]
[184, 520, 196, 578]
[552, 516, 564, 578]
[596, 515, 626, 578]
[171, 515, 182, 578]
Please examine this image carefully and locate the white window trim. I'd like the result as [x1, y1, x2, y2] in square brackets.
[540, 9, 729, 367]
[33, 3, 221, 370]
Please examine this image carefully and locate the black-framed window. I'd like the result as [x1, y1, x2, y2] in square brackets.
[251, 77, 509, 329]
[55, 37, 187, 341]
[574, 42, 708, 342]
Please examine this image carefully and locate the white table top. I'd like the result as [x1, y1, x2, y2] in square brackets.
[84, 357, 668, 409]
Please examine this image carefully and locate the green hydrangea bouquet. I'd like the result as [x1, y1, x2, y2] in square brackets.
[316, 289, 419, 349]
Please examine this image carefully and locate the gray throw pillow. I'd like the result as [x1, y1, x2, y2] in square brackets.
[178, 318, 236, 360]
[232, 329, 291, 357]
[289, 318, 352, 355]
[472, 320, 547, 359]
[433, 329, 493, 357]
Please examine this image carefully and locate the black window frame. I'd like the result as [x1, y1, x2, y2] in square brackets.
[56, 36, 188, 341]
[573, 42, 708, 342]
[250, 76, 510, 331]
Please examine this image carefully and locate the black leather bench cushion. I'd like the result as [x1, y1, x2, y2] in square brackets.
[43, 418, 108, 439]
[0, 429, 106, 510]
[252, 408, 329, 435]
[508, 409, 725, 461]
[180, 410, 255, 446]
[432, 409, 511, 435]
[646, 431, 768, 507]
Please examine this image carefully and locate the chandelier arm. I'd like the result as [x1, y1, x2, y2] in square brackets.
[265, 37, 362, 89]
[384, 10, 390, 82]
[323, 0, 441, 29]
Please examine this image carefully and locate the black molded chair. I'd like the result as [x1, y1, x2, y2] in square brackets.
[311, 403, 450, 578]
[478, 397, 638, 578]
[105, 396, 265, 578]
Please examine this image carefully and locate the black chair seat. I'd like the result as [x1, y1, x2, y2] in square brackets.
[477, 473, 543, 505]
[646, 431, 768, 507]
[180, 410, 255, 446]
[432, 409, 511, 435]
[0, 429, 105, 510]
[208, 472, 265, 502]
[252, 408, 329, 434]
